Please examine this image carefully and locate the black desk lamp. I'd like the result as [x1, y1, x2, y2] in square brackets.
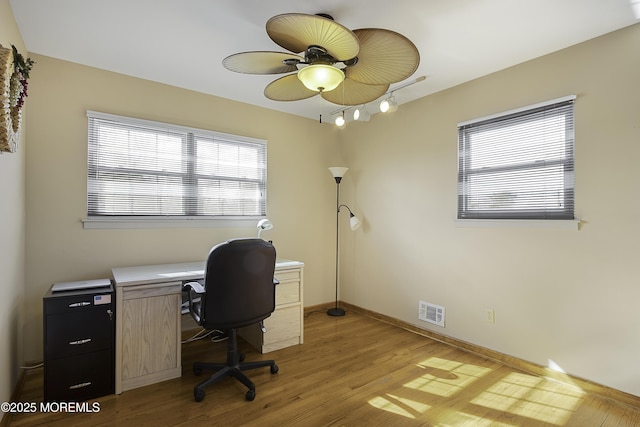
[328, 167, 361, 317]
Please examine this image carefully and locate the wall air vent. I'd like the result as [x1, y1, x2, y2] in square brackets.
[418, 300, 445, 327]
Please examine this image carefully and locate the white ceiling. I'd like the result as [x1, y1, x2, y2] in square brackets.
[9, 0, 640, 121]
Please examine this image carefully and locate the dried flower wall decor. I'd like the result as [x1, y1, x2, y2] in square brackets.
[0, 44, 35, 153]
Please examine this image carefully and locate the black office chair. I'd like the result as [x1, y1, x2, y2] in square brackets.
[183, 238, 279, 402]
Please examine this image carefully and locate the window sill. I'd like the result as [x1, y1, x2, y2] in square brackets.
[82, 216, 264, 230]
[455, 219, 580, 230]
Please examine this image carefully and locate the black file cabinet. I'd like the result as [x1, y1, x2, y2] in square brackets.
[43, 284, 115, 401]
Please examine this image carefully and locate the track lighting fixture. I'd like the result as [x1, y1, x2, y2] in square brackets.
[379, 95, 398, 113]
[320, 76, 425, 126]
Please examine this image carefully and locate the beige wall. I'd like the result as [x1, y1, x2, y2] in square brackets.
[24, 55, 344, 362]
[0, 0, 27, 405]
[339, 23, 640, 397]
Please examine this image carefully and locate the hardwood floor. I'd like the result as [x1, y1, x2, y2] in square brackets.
[8, 309, 640, 426]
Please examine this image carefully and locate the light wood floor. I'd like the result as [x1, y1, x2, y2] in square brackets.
[8, 309, 640, 426]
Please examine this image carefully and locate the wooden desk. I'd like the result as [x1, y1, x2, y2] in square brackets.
[111, 259, 304, 394]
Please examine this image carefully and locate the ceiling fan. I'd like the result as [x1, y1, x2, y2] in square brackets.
[222, 13, 420, 106]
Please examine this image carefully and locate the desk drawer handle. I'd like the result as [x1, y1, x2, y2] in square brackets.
[69, 338, 92, 345]
[68, 302, 91, 308]
[69, 382, 91, 390]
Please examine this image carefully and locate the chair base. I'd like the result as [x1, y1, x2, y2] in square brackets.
[193, 329, 278, 401]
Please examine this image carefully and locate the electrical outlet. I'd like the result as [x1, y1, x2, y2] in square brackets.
[485, 309, 495, 323]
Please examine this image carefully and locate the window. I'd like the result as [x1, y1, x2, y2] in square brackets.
[87, 111, 266, 219]
[457, 96, 575, 220]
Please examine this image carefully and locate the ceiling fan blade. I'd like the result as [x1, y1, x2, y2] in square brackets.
[264, 74, 318, 101]
[346, 29, 420, 85]
[223, 51, 303, 74]
[321, 78, 389, 106]
[266, 13, 359, 61]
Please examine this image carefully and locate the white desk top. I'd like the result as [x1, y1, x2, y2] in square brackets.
[112, 259, 303, 287]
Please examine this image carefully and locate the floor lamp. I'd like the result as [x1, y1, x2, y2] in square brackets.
[328, 167, 361, 317]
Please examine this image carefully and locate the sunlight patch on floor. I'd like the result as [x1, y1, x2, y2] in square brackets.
[435, 411, 516, 427]
[470, 372, 585, 425]
[368, 393, 432, 418]
[403, 357, 492, 397]
[368, 356, 585, 424]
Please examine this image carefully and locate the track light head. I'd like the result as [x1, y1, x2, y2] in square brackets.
[380, 95, 398, 113]
[353, 105, 371, 121]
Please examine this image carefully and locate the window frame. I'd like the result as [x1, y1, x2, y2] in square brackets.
[457, 96, 576, 223]
[84, 111, 267, 229]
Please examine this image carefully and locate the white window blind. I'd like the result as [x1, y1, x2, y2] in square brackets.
[457, 96, 575, 220]
[87, 111, 266, 218]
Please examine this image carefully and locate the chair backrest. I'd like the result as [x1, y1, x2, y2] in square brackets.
[200, 238, 277, 330]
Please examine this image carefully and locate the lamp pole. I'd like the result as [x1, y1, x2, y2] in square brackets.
[327, 167, 361, 317]
[328, 172, 346, 317]
[327, 167, 351, 316]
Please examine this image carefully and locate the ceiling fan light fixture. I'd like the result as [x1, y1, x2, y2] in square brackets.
[298, 64, 344, 92]
[380, 95, 398, 113]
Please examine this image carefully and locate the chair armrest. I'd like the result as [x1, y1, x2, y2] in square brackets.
[183, 280, 205, 325]
[184, 280, 205, 294]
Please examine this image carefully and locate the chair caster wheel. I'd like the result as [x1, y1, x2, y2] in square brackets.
[194, 388, 205, 402]
[239, 353, 246, 362]
[245, 389, 256, 401]
[271, 364, 279, 374]
[193, 366, 202, 376]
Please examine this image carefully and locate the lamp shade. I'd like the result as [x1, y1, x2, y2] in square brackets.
[257, 218, 273, 238]
[349, 214, 361, 231]
[329, 167, 348, 179]
[297, 64, 344, 92]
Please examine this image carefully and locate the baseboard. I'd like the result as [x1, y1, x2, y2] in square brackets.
[307, 301, 640, 410]
[304, 302, 336, 317]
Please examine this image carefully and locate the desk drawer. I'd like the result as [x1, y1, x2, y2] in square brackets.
[276, 281, 300, 305]
[275, 269, 301, 283]
[264, 305, 301, 344]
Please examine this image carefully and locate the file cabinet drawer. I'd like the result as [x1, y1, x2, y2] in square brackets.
[45, 290, 112, 314]
[45, 350, 113, 402]
[45, 308, 113, 358]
